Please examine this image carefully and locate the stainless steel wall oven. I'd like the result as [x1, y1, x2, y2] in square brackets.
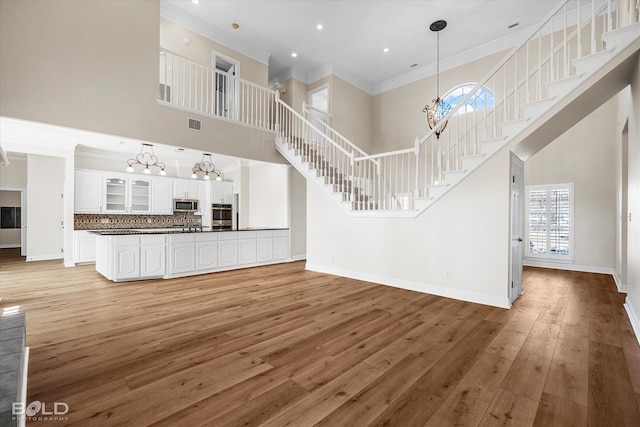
[212, 203, 232, 229]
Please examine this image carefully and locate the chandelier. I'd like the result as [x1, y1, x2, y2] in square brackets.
[125, 143, 167, 175]
[191, 153, 222, 181]
[422, 20, 451, 139]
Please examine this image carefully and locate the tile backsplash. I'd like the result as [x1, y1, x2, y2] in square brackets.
[75, 213, 202, 230]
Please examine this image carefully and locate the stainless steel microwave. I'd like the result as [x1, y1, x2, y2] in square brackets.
[173, 199, 199, 212]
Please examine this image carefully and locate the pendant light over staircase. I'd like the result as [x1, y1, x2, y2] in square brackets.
[422, 20, 451, 139]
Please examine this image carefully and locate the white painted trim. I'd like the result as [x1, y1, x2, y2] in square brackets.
[612, 272, 628, 293]
[26, 254, 62, 262]
[624, 297, 640, 347]
[160, 3, 270, 65]
[0, 244, 21, 249]
[305, 263, 511, 309]
[306, 62, 374, 95]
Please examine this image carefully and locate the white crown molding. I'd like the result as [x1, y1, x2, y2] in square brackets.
[268, 66, 308, 89]
[160, 2, 271, 66]
[306, 62, 373, 95]
[372, 26, 531, 95]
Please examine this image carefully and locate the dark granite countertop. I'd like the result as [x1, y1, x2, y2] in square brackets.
[89, 227, 289, 236]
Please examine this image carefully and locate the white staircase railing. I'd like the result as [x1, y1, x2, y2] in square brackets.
[158, 48, 278, 131]
[159, 0, 638, 214]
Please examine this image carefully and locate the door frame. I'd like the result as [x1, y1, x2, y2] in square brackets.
[212, 50, 240, 120]
[509, 153, 525, 305]
[0, 186, 26, 255]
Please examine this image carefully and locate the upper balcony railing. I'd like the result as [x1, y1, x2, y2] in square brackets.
[158, 49, 278, 132]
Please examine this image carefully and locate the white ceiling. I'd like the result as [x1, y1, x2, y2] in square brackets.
[163, 0, 567, 92]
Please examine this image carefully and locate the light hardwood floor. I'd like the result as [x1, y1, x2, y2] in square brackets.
[1, 248, 639, 426]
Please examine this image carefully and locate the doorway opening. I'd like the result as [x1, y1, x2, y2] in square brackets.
[0, 188, 26, 256]
[212, 51, 240, 120]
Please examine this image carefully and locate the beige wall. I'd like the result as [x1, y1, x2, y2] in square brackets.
[26, 154, 65, 261]
[274, 78, 308, 114]
[525, 97, 619, 270]
[160, 18, 267, 87]
[0, 155, 27, 188]
[330, 76, 374, 153]
[372, 51, 506, 153]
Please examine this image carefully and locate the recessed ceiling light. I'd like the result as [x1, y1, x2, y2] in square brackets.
[175, 147, 185, 152]
[316, 24, 324, 30]
[192, 0, 199, 4]
[508, 22, 520, 29]
[291, 52, 298, 58]
[383, 48, 390, 53]
[410, 63, 418, 67]
[232, 23, 240, 29]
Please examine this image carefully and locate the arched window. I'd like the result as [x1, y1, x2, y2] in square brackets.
[442, 83, 495, 116]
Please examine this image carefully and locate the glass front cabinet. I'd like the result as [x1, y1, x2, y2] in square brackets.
[103, 176, 151, 214]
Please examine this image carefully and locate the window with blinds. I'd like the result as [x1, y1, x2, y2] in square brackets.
[525, 183, 574, 261]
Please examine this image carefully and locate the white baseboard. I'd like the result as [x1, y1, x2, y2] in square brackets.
[0, 244, 21, 249]
[26, 254, 63, 262]
[305, 263, 511, 309]
[612, 272, 628, 293]
[290, 253, 307, 262]
[624, 297, 640, 347]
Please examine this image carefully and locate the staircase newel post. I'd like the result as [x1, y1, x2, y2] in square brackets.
[414, 137, 421, 198]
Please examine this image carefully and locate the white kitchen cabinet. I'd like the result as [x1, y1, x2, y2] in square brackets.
[96, 230, 290, 282]
[218, 233, 239, 267]
[256, 231, 274, 263]
[75, 170, 103, 213]
[113, 237, 140, 280]
[195, 234, 218, 271]
[211, 181, 234, 204]
[238, 239, 257, 265]
[273, 230, 290, 260]
[95, 234, 167, 281]
[256, 238, 274, 262]
[140, 235, 166, 277]
[74, 230, 97, 264]
[151, 177, 173, 214]
[173, 179, 205, 200]
[103, 175, 152, 214]
[168, 234, 196, 274]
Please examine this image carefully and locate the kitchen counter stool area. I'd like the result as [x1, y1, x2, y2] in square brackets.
[94, 229, 290, 282]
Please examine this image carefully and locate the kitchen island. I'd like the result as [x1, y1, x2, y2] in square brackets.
[93, 228, 290, 282]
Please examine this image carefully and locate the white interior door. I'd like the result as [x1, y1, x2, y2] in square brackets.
[510, 154, 524, 304]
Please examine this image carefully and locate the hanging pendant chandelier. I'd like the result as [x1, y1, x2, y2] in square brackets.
[125, 143, 167, 175]
[191, 153, 222, 181]
[422, 20, 451, 139]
